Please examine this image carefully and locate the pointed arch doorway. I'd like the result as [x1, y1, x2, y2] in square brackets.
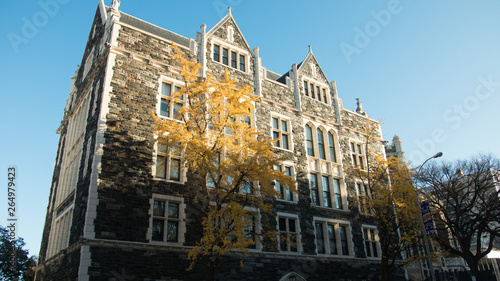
[279, 272, 307, 281]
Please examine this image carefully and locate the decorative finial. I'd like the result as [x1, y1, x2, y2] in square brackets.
[356, 98, 366, 115]
[228, 7, 231, 15]
[308, 45, 312, 53]
[112, 0, 120, 10]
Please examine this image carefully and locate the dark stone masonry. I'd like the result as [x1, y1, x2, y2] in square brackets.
[35, 1, 405, 280]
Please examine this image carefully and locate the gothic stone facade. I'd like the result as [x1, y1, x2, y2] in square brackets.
[36, 2, 400, 280]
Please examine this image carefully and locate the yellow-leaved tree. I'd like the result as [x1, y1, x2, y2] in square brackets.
[152, 46, 295, 281]
[347, 120, 421, 281]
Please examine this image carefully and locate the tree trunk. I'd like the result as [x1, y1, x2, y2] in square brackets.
[381, 256, 390, 281]
[205, 264, 215, 281]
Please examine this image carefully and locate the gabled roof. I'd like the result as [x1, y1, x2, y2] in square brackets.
[120, 12, 191, 48]
[297, 46, 329, 84]
[206, 7, 252, 52]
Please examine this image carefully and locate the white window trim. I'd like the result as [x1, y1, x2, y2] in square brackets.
[313, 217, 354, 257]
[349, 139, 366, 169]
[271, 113, 293, 151]
[274, 161, 298, 203]
[362, 224, 381, 259]
[302, 77, 330, 105]
[211, 38, 249, 74]
[276, 212, 302, 254]
[243, 206, 263, 252]
[152, 141, 187, 184]
[147, 194, 186, 246]
[156, 75, 186, 121]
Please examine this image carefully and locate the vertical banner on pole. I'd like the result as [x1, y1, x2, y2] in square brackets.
[420, 200, 436, 237]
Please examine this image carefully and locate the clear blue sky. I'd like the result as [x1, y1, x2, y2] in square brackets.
[1, 0, 499, 257]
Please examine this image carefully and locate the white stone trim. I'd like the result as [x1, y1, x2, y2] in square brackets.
[313, 217, 354, 257]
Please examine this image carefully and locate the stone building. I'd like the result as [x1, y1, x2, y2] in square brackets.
[36, 1, 401, 280]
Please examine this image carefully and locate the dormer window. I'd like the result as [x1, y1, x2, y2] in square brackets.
[212, 41, 248, 73]
[303, 79, 329, 105]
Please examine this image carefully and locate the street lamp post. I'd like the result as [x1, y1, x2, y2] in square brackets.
[414, 152, 443, 281]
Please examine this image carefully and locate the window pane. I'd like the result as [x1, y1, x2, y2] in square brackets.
[279, 218, 286, 231]
[161, 83, 172, 96]
[231, 51, 237, 68]
[322, 88, 327, 102]
[305, 125, 314, 156]
[282, 134, 289, 150]
[281, 120, 288, 132]
[242, 181, 251, 194]
[310, 84, 315, 99]
[160, 100, 170, 117]
[168, 202, 179, 218]
[315, 223, 325, 254]
[334, 179, 342, 209]
[339, 226, 348, 255]
[153, 200, 165, 217]
[272, 117, 279, 129]
[156, 156, 166, 179]
[239, 55, 245, 71]
[173, 103, 182, 120]
[310, 173, 318, 205]
[273, 131, 280, 147]
[350, 142, 355, 152]
[167, 221, 178, 242]
[328, 133, 336, 162]
[317, 129, 325, 160]
[157, 143, 168, 154]
[288, 219, 296, 233]
[152, 219, 164, 241]
[316, 86, 321, 101]
[304, 81, 309, 96]
[222, 48, 228, 65]
[357, 144, 362, 154]
[213, 45, 220, 62]
[170, 158, 180, 181]
[328, 225, 337, 255]
[322, 176, 331, 207]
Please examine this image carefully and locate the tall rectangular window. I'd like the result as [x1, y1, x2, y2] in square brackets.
[363, 228, 379, 258]
[333, 179, 342, 209]
[328, 132, 337, 162]
[327, 224, 337, 255]
[316, 86, 321, 101]
[351, 142, 365, 168]
[317, 129, 326, 160]
[278, 217, 298, 252]
[310, 83, 315, 99]
[322, 176, 331, 207]
[322, 88, 327, 103]
[274, 165, 294, 201]
[315, 223, 325, 254]
[222, 48, 229, 65]
[239, 55, 246, 71]
[156, 143, 182, 181]
[160, 82, 183, 120]
[310, 173, 319, 206]
[231, 51, 237, 68]
[315, 221, 350, 256]
[272, 117, 290, 150]
[305, 125, 314, 156]
[304, 81, 309, 96]
[339, 225, 349, 255]
[152, 200, 180, 242]
[213, 44, 220, 62]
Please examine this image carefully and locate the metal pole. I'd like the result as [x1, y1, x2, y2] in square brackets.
[414, 152, 442, 281]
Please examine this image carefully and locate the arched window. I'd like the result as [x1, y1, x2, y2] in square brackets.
[317, 129, 326, 160]
[305, 125, 314, 157]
